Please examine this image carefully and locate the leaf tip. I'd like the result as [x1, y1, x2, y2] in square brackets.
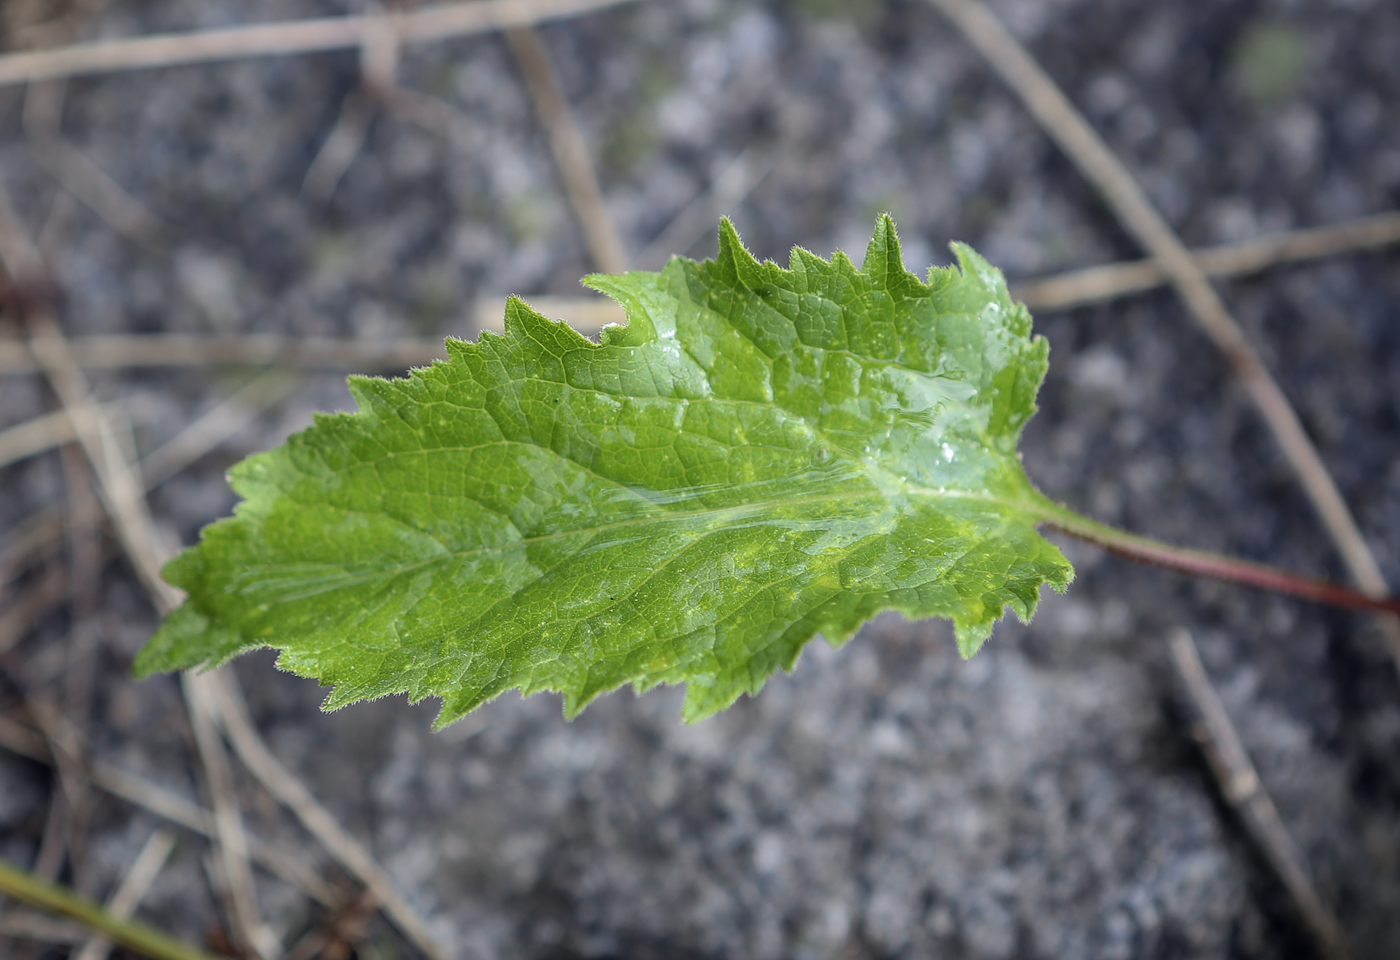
[716, 215, 743, 250]
[955, 624, 992, 660]
[716, 216, 763, 280]
[134, 602, 245, 678]
[501, 294, 537, 334]
[863, 213, 915, 287]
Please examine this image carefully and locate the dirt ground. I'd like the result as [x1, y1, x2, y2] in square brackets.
[1, 0, 1399, 957]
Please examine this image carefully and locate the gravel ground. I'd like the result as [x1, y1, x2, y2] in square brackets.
[1, 0, 1399, 957]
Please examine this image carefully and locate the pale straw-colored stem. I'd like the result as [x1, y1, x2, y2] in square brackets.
[0, 0, 636, 87]
[1169, 630, 1348, 960]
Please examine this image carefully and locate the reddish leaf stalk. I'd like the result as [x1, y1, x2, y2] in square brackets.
[1030, 494, 1400, 616]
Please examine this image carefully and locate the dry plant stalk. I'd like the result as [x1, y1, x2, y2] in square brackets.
[73, 828, 177, 960]
[0, 0, 637, 86]
[1169, 630, 1348, 960]
[506, 25, 628, 273]
[0, 713, 338, 906]
[1012, 210, 1400, 310]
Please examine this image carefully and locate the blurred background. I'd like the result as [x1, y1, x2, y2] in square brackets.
[1, 0, 1399, 957]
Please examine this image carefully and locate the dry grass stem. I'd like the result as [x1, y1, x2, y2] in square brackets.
[0, 709, 337, 907]
[210, 670, 450, 960]
[181, 671, 282, 960]
[302, 90, 377, 203]
[0, 408, 83, 470]
[1, 8, 405, 949]
[22, 77, 65, 137]
[92, 763, 339, 908]
[0, 0, 637, 87]
[506, 26, 628, 273]
[358, 9, 401, 96]
[381, 84, 475, 142]
[926, 0, 1400, 676]
[31, 138, 165, 245]
[0, 191, 176, 609]
[0, 206, 1387, 374]
[0, 510, 65, 588]
[0, 333, 448, 375]
[139, 368, 298, 489]
[60, 439, 104, 725]
[34, 764, 70, 878]
[0, 908, 89, 944]
[303, 10, 402, 203]
[57, 438, 106, 877]
[0, 562, 67, 654]
[1168, 629, 1349, 960]
[0, 180, 269, 954]
[73, 827, 176, 960]
[0, 712, 49, 757]
[26, 694, 94, 888]
[1013, 210, 1400, 310]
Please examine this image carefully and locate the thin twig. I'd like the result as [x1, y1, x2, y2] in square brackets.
[74, 828, 176, 960]
[0, 182, 270, 955]
[0, 374, 287, 480]
[181, 672, 282, 960]
[139, 368, 298, 489]
[380, 84, 476, 143]
[0, 510, 65, 590]
[0, 710, 335, 906]
[1168, 629, 1348, 960]
[358, 7, 401, 98]
[0, 562, 66, 655]
[0, 712, 48, 757]
[506, 25, 628, 273]
[33, 763, 69, 880]
[91, 763, 338, 908]
[301, 90, 377, 204]
[0, 907, 88, 944]
[0, 334, 447, 375]
[4, 166, 420, 949]
[31, 138, 165, 245]
[209, 671, 449, 960]
[925, 0, 1400, 675]
[26, 695, 95, 894]
[0, 0, 637, 87]
[1012, 210, 1400, 311]
[0, 313, 406, 957]
[0, 208, 1385, 375]
[302, 8, 400, 204]
[59, 440, 105, 760]
[0, 191, 176, 605]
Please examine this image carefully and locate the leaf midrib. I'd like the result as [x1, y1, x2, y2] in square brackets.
[245, 474, 1043, 608]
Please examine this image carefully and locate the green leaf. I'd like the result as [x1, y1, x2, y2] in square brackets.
[137, 217, 1072, 725]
